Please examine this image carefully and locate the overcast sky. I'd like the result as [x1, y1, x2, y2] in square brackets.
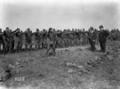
[0, 0, 120, 31]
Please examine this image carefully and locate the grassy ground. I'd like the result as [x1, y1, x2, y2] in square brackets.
[0, 41, 120, 89]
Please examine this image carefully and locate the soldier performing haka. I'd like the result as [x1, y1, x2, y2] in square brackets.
[46, 28, 57, 56]
[88, 27, 97, 51]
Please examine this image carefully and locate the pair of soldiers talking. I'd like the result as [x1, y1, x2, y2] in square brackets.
[88, 25, 109, 52]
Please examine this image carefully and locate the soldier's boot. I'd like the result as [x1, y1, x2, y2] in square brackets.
[53, 48, 56, 56]
[25, 44, 27, 51]
[46, 48, 50, 56]
[92, 41, 96, 51]
[30, 44, 32, 50]
[99, 41, 105, 52]
[39, 43, 42, 49]
[101, 42, 106, 52]
[38, 45, 40, 49]
[17, 44, 20, 52]
[19, 44, 23, 52]
[34, 44, 37, 49]
[41, 43, 43, 49]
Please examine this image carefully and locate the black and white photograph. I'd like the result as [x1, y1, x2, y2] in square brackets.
[0, 0, 120, 89]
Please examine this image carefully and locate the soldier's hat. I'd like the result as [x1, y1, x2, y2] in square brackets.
[26, 28, 31, 31]
[6, 27, 9, 29]
[36, 28, 39, 31]
[49, 27, 52, 30]
[48, 27, 53, 32]
[27, 28, 30, 30]
[99, 25, 104, 29]
[16, 28, 20, 30]
[89, 26, 94, 30]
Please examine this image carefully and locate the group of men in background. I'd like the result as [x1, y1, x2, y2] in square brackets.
[0, 25, 116, 55]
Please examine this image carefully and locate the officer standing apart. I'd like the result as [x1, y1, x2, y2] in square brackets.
[98, 25, 109, 52]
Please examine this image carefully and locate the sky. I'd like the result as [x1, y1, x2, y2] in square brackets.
[0, 0, 120, 31]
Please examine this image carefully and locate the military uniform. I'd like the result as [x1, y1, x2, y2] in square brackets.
[88, 27, 97, 51]
[3, 27, 11, 53]
[0, 29, 3, 52]
[34, 29, 41, 49]
[25, 28, 32, 50]
[98, 25, 109, 52]
[46, 28, 56, 56]
[13, 28, 21, 52]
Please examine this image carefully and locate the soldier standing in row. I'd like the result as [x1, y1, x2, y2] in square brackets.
[98, 25, 109, 52]
[13, 28, 21, 52]
[34, 28, 41, 49]
[3, 27, 12, 53]
[25, 28, 32, 50]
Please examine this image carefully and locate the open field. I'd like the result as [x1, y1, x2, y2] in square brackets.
[0, 41, 120, 89]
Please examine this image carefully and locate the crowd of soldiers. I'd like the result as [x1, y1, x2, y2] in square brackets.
[0, 25, 118, 82]
[0, 25, 116, 55]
